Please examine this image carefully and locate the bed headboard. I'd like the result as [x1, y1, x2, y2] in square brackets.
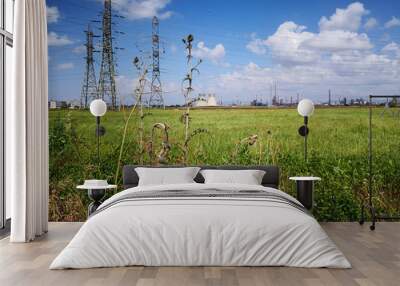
[122, 165, 280, 189]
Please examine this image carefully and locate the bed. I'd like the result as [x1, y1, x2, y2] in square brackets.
[50, 165, 350, 269]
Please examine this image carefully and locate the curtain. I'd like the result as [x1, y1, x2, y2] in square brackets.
[8, 0, 49, 242]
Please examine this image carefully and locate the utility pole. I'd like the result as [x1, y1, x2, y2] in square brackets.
[98, 0, 117, 110]
[148, 16, 165, 108]
[80, 24, 99, 108]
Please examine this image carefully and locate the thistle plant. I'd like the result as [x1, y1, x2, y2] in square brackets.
[241, 134, 258, 146]
[148, 122, 171, 165]
[181, 34, 203, 164]
[230, 134, 259, 165]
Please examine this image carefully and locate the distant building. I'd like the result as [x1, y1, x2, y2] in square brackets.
[271, 95, 278, 106]
[69, 100, 80, 109]
[207, 94, 217, 106]
[194, 99, 208, 107]
[193, 93, 218, 107]
[48, 100, 68, 109]
[49, 101, 57, 109]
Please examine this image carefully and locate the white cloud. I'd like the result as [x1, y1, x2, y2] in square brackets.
[48, 32, 73, 46]
[215, 49, 399, 103]
[115, 75, 138, 101]
[380, 32, 391, 43]
[192, 42, 226, 64]
[364, 17, 378, 30]
[46, 6, 60, 24]
[246, 20, 373, 64]
[384, 16, 400, 29]
[112, 0, 173, 20]
[56, 63, 74, 70]
[382, 42, 400, 57]
[73, 45, 86, 54]
[213, 3, 400, 103]
[263, 22, 317, 65]
[319, 2, 369, 32]
[303, 30, 372, 51]
[328, 52, 393, 79]
[246, 34, 267, 55]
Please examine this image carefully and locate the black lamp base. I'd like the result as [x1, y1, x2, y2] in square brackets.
[87, 189, 106, 216]
[296, 181, 314, 210]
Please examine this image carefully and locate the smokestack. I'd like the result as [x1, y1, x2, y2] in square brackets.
[328, 89, 331, 106]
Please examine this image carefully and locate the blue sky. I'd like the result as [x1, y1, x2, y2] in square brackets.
[47, 0, 400, 105]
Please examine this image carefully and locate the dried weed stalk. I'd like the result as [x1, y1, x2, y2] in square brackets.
[133, 56, 150, 164]
[181, 34, 203, 164]
[114, 57, 147, 183]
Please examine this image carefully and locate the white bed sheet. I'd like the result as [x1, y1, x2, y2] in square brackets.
[50, 183, 351, 269]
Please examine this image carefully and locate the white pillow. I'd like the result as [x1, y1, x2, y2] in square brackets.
[200, 169, 266, 185]
[135, 167, 201, 186]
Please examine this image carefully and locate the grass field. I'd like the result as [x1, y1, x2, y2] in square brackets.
[49, 107, 400, 222]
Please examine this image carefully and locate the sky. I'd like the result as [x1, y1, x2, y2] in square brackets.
[46, 0, 400, 105]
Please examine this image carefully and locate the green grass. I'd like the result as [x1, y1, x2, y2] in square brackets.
[49, 107, 400, 222]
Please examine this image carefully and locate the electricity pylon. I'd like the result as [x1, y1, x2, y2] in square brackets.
[80, 24, 98, 109]
[148, 16, 165, 108]
[98, 0, 117, 110]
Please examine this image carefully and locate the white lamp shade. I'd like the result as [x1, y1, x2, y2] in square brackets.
[90, 99, 107, 117]
[297, 99, 314, 117]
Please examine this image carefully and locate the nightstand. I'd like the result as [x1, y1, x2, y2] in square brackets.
[289, 177, 321, 210]
[77, 180, 117, 216]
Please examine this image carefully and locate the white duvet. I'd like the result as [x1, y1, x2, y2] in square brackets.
[50, 183, 351, 269]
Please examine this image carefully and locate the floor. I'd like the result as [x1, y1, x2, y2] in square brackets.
[0, 222, 399, 286]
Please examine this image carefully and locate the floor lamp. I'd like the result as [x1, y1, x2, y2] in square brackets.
[297, 99, 314, 161]
[89, 99, 107, 166]
[82, 99, 108, 216]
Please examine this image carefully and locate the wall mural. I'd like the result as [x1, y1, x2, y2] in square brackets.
[47, 0, 400, 222]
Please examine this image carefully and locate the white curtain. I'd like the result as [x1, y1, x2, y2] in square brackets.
[8, 0, 49, 242]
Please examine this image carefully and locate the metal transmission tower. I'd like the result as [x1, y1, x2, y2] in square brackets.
[98, 0, 117, 110]
[149, 16, 165, 108]
[80, 24, 99, 109]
